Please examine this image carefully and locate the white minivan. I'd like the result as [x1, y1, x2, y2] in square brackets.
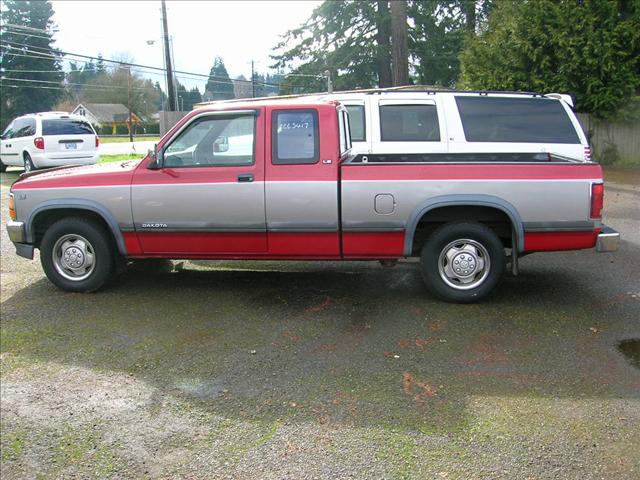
[0, 112, 100, 172]
[317, 90, 591, 162]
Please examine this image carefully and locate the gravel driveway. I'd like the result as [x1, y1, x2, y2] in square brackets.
[1, 167, 639, 479]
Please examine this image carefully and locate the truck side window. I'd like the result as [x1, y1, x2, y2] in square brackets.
[345, 105, 365, 141]
[163, 114, 255, 168]
[455, 97, 580, 143]
[272, 110, 319, 165]
[380, 104, 441, 142]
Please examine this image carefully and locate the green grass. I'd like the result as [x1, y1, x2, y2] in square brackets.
[99, 136, 159, 143]
[99, 154, 144, 163]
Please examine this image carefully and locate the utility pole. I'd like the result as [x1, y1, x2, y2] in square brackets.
[125, 65, 133, 142]
[325, 70, 333, 93]
[251, 60, 255, 98]
[161, 0, 177, 110]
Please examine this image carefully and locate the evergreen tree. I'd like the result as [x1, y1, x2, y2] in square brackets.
[0, 0, 63, 128]
[95, 53, 107, 75]
[271, 1, 488, 92]
[459, 0, 640, 117]
[205, 56, 235, 100]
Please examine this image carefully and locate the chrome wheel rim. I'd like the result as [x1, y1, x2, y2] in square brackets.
[437, 238, 491, 290]
[24, 158, 32, 172]
[52, 234, 96, 281]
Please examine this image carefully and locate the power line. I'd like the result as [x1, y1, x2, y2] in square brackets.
[2, 39, 293, 88]
[3, 76, 155, 92]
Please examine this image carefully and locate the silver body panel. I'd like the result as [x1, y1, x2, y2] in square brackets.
[265, 181, 339, 231]
[341, 179, 596, 231]
[17, 185, 133, 233]
[131, 182, 266, 231]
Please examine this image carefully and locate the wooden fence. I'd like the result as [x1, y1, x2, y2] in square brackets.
[576, 113, 640, 164]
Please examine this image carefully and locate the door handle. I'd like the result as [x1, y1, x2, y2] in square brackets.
[237, 174, 254, 183]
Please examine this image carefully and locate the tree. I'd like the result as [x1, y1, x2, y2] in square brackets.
[459, 0, 640, 117]
[272, 1, 386, 92]
[271, 0, 489, 91]
[410, 1, 491, 87]
[390, 0, 409, 85]
[0, 0, 63, 129]
[204, 56, 235, 100]
[79, 66, 160, 119]
[176, 82, 202, 110]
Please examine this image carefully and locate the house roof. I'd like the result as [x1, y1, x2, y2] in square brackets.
[75, 103, 140, 123]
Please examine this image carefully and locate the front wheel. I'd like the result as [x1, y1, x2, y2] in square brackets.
[40, 218, 115, 292]
[0, 160, 7, 173]
[420, 222, 505, 303]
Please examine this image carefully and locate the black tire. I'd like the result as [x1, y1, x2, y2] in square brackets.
[40, 217, 115, 292]
[0, 160, 7, 173]
[23, 153, 35, 172]
[420, 222, 505, 303]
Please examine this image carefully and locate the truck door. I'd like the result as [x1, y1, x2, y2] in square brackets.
[264, 105, 341, 257]
[131, 109, 267, 255]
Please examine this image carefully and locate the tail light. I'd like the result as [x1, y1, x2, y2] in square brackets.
[584, 146, 592, 161]
[95, 135, 100, 148]
[591, 183, 604, 218]
[34, 137, 45, 149]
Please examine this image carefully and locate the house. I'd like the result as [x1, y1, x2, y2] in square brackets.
[72, 103, 142, 134]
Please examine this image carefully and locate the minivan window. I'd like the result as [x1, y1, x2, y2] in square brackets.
[345, 105, 365, 142]
[11, 118, 36, 138]
[272, 109, 319, 165]
[42, 119, 95, 136]
[1, 121, 15, 139]
[380, 104, 440, 142]
[455, 97, 580, 143]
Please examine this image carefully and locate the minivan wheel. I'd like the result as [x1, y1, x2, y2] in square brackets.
[420, 222, 505, 303]
[40, 217, 115, 292]
[0, 160, 6, 173]
[23, 153, 35, 172]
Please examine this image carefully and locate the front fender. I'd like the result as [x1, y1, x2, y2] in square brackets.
[25, 199, 127, 255]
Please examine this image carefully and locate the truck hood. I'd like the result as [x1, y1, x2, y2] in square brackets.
[12, 159, 142, 190]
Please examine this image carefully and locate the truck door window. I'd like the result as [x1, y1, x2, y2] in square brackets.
[272, 110, 319, 164]
[455, 97, 580, 143]
[345, 105, 365, 141]
[163, 114, 255, 167]
[379, 104, 440, 142]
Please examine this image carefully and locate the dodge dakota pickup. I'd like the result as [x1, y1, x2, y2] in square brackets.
[6, 97, 620, 302]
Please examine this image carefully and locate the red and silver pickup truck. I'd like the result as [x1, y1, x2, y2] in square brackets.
[6, 97, 619, 302]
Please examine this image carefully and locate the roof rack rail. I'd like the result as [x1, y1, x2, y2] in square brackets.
[193, 85, 547, 109]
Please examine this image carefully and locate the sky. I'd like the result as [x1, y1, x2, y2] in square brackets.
[50, 0, 321, 91]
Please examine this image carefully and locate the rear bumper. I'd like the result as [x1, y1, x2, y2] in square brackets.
[596, 226, 620, 252]
[32, 152, 99, 168]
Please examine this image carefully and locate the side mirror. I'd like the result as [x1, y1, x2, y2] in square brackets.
[213, 135, 229, 153]
[147, 143, 163, 170]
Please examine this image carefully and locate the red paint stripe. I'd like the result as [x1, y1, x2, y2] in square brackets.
[135, 232, 267, 254]
[122, 232, 143, 255]
[524, 231, 598, 252]
[342, 231, 405, 258]
[341, 163, 603, 181]
[268, 232, 340, 257]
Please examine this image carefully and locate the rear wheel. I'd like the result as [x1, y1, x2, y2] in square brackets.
[23, 153, 35, 172]
[0, 160, 6, 173]
[420, 222, 505, 303]
[40, 217, 115, 292]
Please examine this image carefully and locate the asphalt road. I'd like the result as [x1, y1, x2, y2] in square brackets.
[1, 167, 639, 479]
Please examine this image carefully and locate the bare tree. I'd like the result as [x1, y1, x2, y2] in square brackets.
[390, 0, 408, 86]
